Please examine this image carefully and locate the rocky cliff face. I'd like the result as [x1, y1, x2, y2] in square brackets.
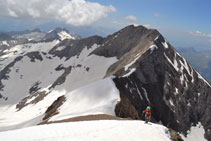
[98, 25, 211, 140]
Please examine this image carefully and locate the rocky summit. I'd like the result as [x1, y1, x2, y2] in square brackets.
[0, 25, 210, 141]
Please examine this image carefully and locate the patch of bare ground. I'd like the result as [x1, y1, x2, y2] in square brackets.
[38, 114, 132, 125]
[169, 128, 184, 141]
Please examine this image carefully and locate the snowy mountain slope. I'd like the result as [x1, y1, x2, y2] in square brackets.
[0, 25, 210, 141]
[0, 40, 60, 102]
[0, 42, 117, 131]
[44, 28, 76, 41]
[0, 28, 80, 104]
[0, 120, 171, 141]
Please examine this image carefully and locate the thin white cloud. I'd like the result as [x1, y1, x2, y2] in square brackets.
[8, 9, 18, 17]
[190, 30, 211, 42]
[0, 0, 116, 26]
[124, 15, 137, 21]
[190, 30, 209, 37]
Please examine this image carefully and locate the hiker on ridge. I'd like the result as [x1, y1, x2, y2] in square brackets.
[143, 106, 151, 123]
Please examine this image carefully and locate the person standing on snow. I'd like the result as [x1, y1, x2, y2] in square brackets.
[142, 106, 151, 123]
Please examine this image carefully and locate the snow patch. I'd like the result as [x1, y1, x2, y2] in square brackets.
[58, 31, 75, 40]
[122, 68, 136, 77]
[55, 46, 66, 51]
[162, 40, 168, 49]
[154, 36, 159, 41]
[196, 71, 211, 87]
[2, 41, 9, 46]
[132, 24, 140, 27]
[47, 29, 53, 33]
[135, 83, 143, 100]
[124, 54, 142, 71]
[50, 77, 120, 121]
[114, 35, 118, 38]
[142, 87, 151, 105]
[175, 87, 179, 95]
[181, 123, 206, 141]
[149, 45, 158, 54]
[167, 81, 170, 85]
[169, 99, 174, 106]
[164, 53, 179, 71]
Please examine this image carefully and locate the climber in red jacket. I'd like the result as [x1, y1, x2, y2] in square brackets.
[143, 106, 151, 123]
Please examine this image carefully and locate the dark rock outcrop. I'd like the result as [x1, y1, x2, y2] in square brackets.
[43, 95, 66, 121]
[91, 25, 160, 59]
[16, 91, 48, 111]
[50, 66, 72, 89]
[115, 88, 140, 120]
[25, 51, 43, 62]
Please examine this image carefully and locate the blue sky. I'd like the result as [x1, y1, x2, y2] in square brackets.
[92, 0, 211, 31]
[0, 0, 210, 50]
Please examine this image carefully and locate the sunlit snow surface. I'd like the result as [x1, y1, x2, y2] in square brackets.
[50, 78, 120, 121]
[0, 120, 171, 141]
[0, 42, 118, 131]
[58, 31, 75, 40]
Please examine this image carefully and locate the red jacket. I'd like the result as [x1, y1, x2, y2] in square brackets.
[143, 109, 151, 115]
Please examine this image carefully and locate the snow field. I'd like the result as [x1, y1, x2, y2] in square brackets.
[0, 120, 171, 141]
[0, 43, 118, 131]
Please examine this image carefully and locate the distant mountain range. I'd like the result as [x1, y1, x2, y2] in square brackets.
[176, 47, 211, 83]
